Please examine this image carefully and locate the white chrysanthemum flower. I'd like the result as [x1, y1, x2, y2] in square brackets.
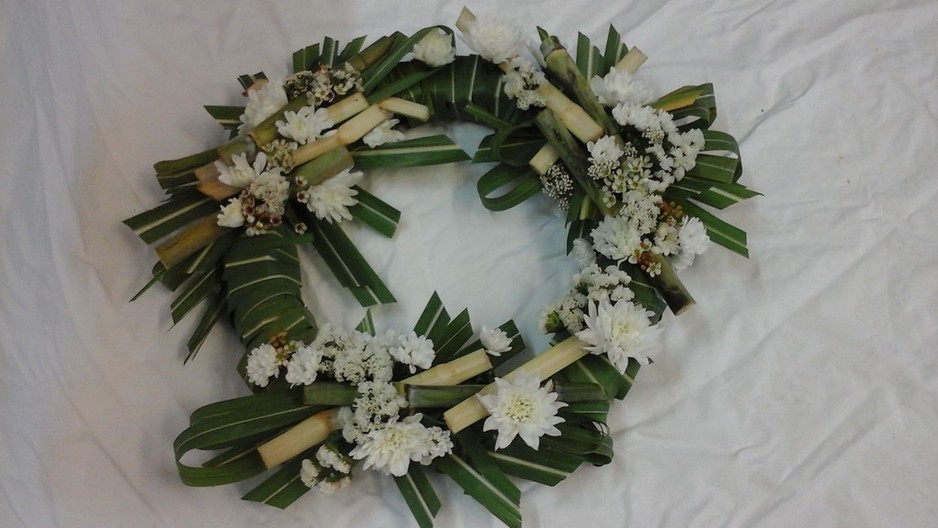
[245, 343, 281, 387]
[587, 135, 625, 166]
[349, 414, 452, 477]
[284, 343, 323, 386]
[672, 216, 710, 271]
[459, 15, 523, 64]
[249, 166, 289, 213]
[276, 105, 334, 145]
[217, 152, 265, 188]
[389, 332, 435, 373]
[362, 118, 405, 148]
[239, 78, 288, 132]
[217, 197, 245, 228]
[502, 57, 547, 110]
[589, 69, 650, 107]
[591, 215, 645, 263]
[653, 221, 681, 256]
[576, 299, 661, 373]
[570, 238, 597, 270]
[305, 168, 363, 223]
[413, 28, 456, 67]
[479, 373, 566, 450]
[480, 326, 512, 356]
[611, 102, 658, 131]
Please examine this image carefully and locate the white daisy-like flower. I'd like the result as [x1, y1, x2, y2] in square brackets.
[389, 332, 435, 373]
[502, 56, 547, 110]
[276, 105, 334, 145]
[480, 326, 512, 356]
[672, 216, 710, 271]
[587, 135, 625, 167]
[478, 373, 566, 450]
[589, 69, 650, 107]
[217, 197, 245, 228]
[305, 168, 363, 223]
[216, 152, 266, 188]
[459, 15, 523, 64]
[591, 214, 645, 263]
[576, 298, 661, 373]
[413, 28, 456, 67]
[284, 343, 323, 386]
[653, 221, 681, 256]
[239, 78, 288, 132]
[245, 343, 282, 387]
[349, 414, 452, 477]
[362, 118, 405, 148]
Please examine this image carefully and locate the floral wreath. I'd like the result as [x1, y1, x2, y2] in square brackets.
[125, 8, 755, 528]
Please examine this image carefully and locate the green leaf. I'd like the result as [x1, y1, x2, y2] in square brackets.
[394, 466, 441, 528]
[575, 32, 604, 78]
[414, 292, 449, 337]
[602, 25, 628, 72]
[204, 105, 243, 137]
[307, 218, 396, 306]
[338, 36, 368, 63]
[351, 135, 470, 169]
[488, 445, 582, 486]
[348, 186, 400, 238]
[361, 27, 449, 93]
[185, 292, 226, 363]
[436, 452, 522, 528]
[432, 309, 474, 363]
[292, 43, 321, 73]
[476, 163, 542, 212]
[123, 189, 217, 244]
[356, 308, 376, 336]
[242, 454, 311, 509]
[677, 200, 749, 257]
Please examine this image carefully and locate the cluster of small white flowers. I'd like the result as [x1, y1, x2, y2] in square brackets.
[459, 15, 523, 64]
[478, 373, 566, 450]
[245, 343, 282, 387]
[388, 332, 436, 373]
[671, 216, 710, 271]
[362, 118, 405, 148]
[502, 56, 547, 110]
[413, 28, 456, 67]
[295, 168, 363, 224]
[239, 78, 288, 133]
[284, 64, 362, 105]
[276, 104, 335, 145]
[216, 152, 290, 235]
[576, 298, 662, 374]
[539, 245, 635, 336]
[340, 380, 407, 444]
[349, 414, 453, 477]
[300, 443, 353, 495]
[539, 163, 574, 209]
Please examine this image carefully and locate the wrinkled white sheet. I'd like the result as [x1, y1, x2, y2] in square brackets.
[3, 0, 938, 526]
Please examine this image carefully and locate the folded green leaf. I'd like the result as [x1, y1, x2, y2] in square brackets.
[395, 465, 441, 528]
[351, 135, 470, 170]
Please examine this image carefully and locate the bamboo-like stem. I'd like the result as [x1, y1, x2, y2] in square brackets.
[534, 109, 611, 216]
[379, 97, 430, 121]
[293, 146, 355, 187]
[345, 35, 397, 73]
[193, 162, 240, 201]
[542, 36, 617, 135]
[326, 93, 370, 124]
[443, 337, 588, 434]
[153, 147, 219, 176]
[248, 97, 310, 147]
[217, 136, 257, 165]
[406, 384, 485, 408]
[529, 144, 559, 176]
[455, 6, 476, 32]
[292, 105, 390, 166]
[155, 216, 229, 269]
[399, 349, 492, 388]
[535, 83, 604, 144]
[649, 254, 696, 315]
[615, 48, 647, 74]
[257, 408, 341, 469]
[302, 382, 359, 406]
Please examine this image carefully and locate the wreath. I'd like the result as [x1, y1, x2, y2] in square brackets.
[124, 8, 755, 527]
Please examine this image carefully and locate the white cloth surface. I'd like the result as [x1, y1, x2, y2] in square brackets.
[2, 0, 938, 526]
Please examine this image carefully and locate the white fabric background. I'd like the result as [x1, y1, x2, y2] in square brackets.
[2, 0, 937, 526]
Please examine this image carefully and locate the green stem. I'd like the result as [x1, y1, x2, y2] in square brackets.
[541, 36, 617, 135]
[649, 254, 695, 315]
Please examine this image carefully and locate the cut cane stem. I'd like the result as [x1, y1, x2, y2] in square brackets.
[292, 105, 391, 166]
[193, 162, 240, 201]
[443, 337, 588, 433]
[398, 349, 492, 389]
[293, 146, 355, 187]
[257, 408, 341, 469]
[649, 254, 695, 315]
[615, 48, 647, 74]
[326, 92, 370, 124]
[379, 97, 430, 121]
[542, 36, 617, 134]
[529, 144, 559, 175]
[155, 216, 230, 269]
